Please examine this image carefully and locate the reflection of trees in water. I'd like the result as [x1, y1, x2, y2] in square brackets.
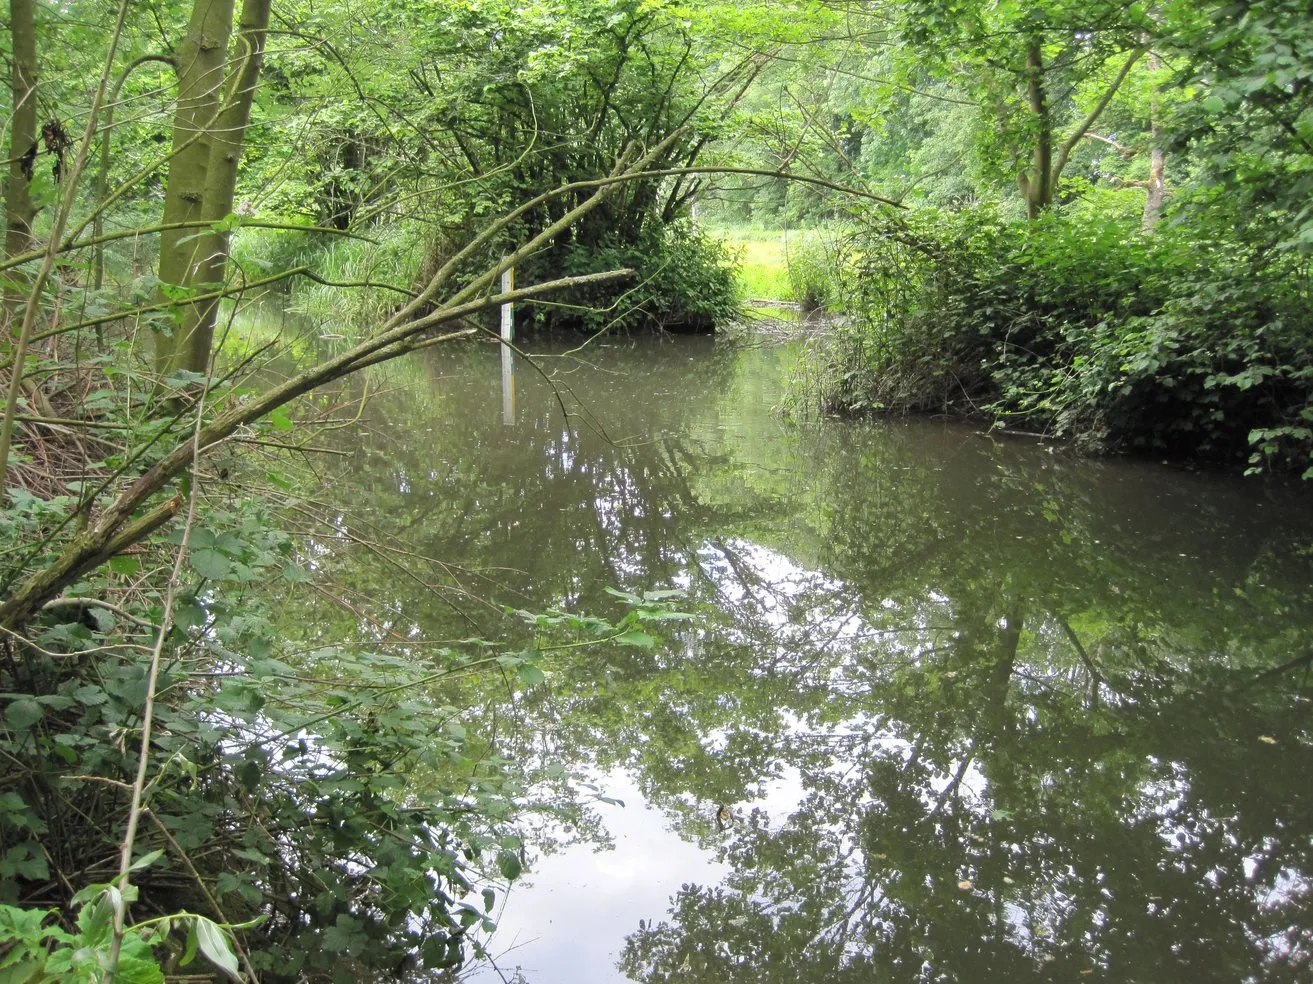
[289, 338, 757, 636]
[618, 595, 1313, 983]
[275, 339, 1313, 982]
[609, 430, 1311, 982]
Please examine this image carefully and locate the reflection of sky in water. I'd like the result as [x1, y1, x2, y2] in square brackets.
[468, 534, 1000, 982]
[465, 772, 729, 984]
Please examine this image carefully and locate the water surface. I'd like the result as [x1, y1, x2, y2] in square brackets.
[286, 335, 1313, 983]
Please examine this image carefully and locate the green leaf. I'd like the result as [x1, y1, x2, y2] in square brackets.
[162, 369, 208, 388]
[129, 850, 165, 873]
[114, 954, 165, 984]
[211, 212, 244, 233]
[109, 555, 141, 576]
[614, 630, 656, 649]
[74, 685, 109, 706]
[191, 547, 232, 580]
[517, 664, 546, 686]
[180, 923, 198, 967]
[4, 699, 44, 731]
[194, 917, 241, 981]
[281, 563, 313, 584]
[496, 850, 523, 881]
[269, 406, 294, 431]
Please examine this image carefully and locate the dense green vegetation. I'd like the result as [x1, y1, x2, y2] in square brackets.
[1, 0, 1309, 980]
[728, 0, 1313, 476]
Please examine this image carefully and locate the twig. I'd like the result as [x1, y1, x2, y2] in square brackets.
[0, 0, 131, 496]
[40, 597, 158, 630]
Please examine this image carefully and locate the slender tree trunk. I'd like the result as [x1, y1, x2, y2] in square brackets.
[5, 0, 40, 313]
[177, 0, 271, 373]
[94, 55, 176, 293]
[1019, 41, 1052, 220]
[154, 0, 235, 378]
[1142, 53, 1166, 231]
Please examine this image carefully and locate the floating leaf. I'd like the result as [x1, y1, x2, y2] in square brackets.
[1258, 735, 1278, 744]
[957, 879, 974, 891]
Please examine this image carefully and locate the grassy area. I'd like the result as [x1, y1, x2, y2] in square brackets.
[708, 225, 842, 305]
[710, 226, 793, 302]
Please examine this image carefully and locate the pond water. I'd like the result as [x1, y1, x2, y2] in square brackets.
[287, 334, 1313, 983]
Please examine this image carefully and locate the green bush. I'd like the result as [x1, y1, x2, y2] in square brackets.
[815, 202, 1313, 476]
[785, 234, 841, 314]
[552, 220, 741, 334]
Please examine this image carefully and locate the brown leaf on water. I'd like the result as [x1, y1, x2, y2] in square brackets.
[1258, 735, 1278, 744]
[957, 879, 974, 891]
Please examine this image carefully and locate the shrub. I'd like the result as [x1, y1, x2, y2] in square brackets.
[784, 233, 842, 314]
[552, 220, 741, 334]
[814, 201, 1313, 475]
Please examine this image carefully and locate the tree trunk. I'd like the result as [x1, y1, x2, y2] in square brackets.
[177, 0, 272, 373]
[5, 0, 40, 309]
[1019, 41, 1053, 220]
[153, 0, 235, 379]
[1142, 53, 1166, 231]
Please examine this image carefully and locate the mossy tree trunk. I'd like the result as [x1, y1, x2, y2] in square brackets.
[154, 0, 271, 379]
[1017, 42, 1144, 221]
[176, 0, 272, 372]
[1017, 41, 1053, 221]
[1142, 52, 1166, 231]
[154, 0, 233, 377]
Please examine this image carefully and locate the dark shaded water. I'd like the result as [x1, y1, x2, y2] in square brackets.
[289, 335, 1313, 983]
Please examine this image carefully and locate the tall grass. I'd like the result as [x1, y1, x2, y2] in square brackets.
[230, 221, 426, 333]
[706, 224, 843, 305]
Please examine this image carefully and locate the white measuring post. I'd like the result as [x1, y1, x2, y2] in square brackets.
[500, 264, 515, 343]
[500, 262, 515, 424]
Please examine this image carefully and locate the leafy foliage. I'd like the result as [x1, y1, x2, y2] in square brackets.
[558, 221, 740, 333]
[0, 884, 245, 983]
[813, 200, 1313, 474]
